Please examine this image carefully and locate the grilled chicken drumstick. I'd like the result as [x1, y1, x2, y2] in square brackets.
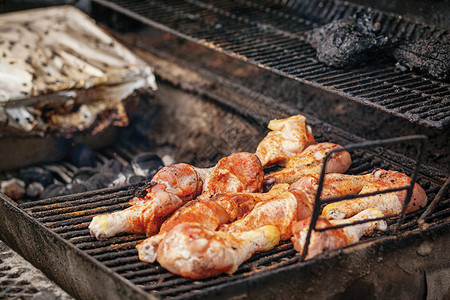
[137, 184, 290, 263]
[255, 114, 314, 168]
[137, 143, 352, 263]
[219, 175, 360, 239]
[291, 208, 387, 259]
[156, 222, 280, 279]
[322, 169, 427, 220]
[89, 152, 263, 239]
[220, 147, 354, 240]
[263, 142, 352, 190]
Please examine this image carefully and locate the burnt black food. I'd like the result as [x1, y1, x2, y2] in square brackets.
[308, 13, 390, 67]
[393, 38, 450, 81]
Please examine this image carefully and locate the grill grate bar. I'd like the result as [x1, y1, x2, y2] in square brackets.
[58, 228, 90, 239]
[384, 94, 428, 110]
[37, 202, 130, 225]
[75, 235, 145, 250]
[84, 240, 143, 256]
[111, 262, 151, 273]
[20, 182, 144, 211]
[93, 0, 450, 129]
[92, 248, 139, 262]
[418, 106, 450, 119]
[102, 256, 142, 268]
[30, 196, 132, 219]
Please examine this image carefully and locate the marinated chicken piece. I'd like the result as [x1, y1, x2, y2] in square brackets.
[137, 184, 290, 263]
[263, 142, 351, 190]
[290, 173, 369, 207]
[89, 163, 207, 239]
[291, 208, 387, 259]
[220, 172, 373, 240]
[141, 163, 210, 202]
[220, 191, 298, 240]
[393, 37, 450, 81]
[322, 169, 427, 220]
[308, 13, 390, 68]
[219, 182, 318, 239]
[255, 114, 314, 168]
[200, 151, 264, 198]
[89, 152, 263, 239]
[156, 222, 280, 279]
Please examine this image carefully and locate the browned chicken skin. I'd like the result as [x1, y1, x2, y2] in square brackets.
[291, 208, 387, 259]
[137, 184, 290, 263]
[89, 152, 263, 239]
[89, 163, 207, 239]
[263, 142, 352, 190]
[156, 223, 280, 279]
[255, 114, 315, 168]
[219, 146, 354, 240]
[322, 169, 428, 220]
[219, 188, 300, 240]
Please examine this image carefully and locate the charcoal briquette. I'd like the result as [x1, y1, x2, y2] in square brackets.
[19, 167, 54, 187]
[71, 144, 96, 168]
[72, 167, 97, 184]
[128, 175, 146, 184]
[41, 184, 67, 199]
[131, 153, 164, 179]
[25, 182, 44, 198]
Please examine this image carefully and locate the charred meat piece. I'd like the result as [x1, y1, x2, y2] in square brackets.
[308, 13, 390, 67]
[393, 38, 450, 81]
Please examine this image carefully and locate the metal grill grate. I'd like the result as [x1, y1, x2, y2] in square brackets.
[18, 139, 449, 299]
[92, 0, 450, 129]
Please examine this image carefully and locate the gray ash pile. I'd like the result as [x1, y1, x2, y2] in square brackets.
[307, 13, 390, 68]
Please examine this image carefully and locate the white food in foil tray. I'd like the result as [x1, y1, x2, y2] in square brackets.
[0, 5, 157, 137]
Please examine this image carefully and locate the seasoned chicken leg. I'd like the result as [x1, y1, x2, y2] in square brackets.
[156, 222, 280, 279]
[219, 182, 315, 239]
[289, 173, 369, 209]
[255, 114, 314, 168]
[137, 184, 290, 263]
[263, 142, 352, 190]
[322, 169, 427, 220]
[89, 163, 207, 239]
[219, 172, 368, 240]
[89, 152, 263, 239]
[219, 190, 299, 240]
[291, 208, 387, 259]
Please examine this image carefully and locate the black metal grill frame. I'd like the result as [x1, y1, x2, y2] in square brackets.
[91, 0, 450, 129]
[300, 135, 427, 260]
[4, 130, 447, 299]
